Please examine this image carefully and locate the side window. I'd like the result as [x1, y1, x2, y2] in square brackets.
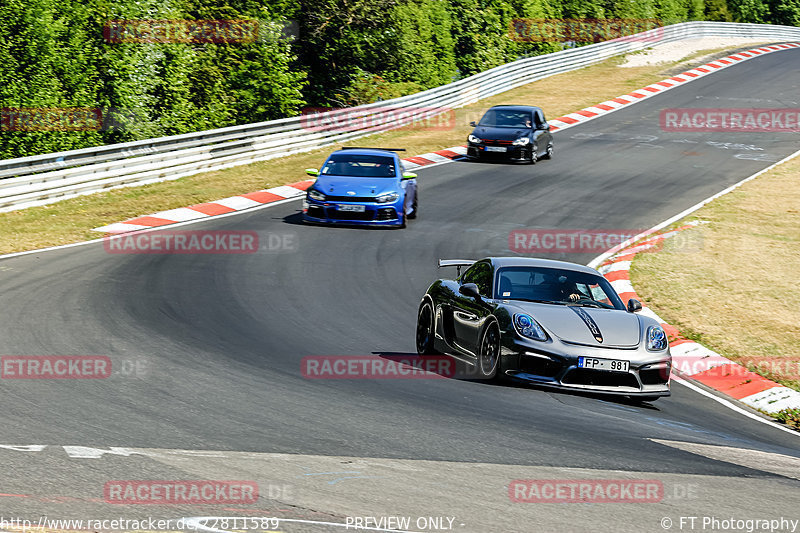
[461, 262, 493, 296]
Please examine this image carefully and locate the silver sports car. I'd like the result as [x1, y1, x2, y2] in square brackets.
[415, 257, 671, 401]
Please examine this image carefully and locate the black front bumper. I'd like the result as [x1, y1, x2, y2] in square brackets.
[467, 143, 531, 161]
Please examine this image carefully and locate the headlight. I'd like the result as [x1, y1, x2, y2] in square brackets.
[646, 325, 668, 351]
[375, 192, 400, 204]
[308, 188, 326, 201]
[513, 313, 547, 341]
[468, 134, 481, 144]
[512, 137, 531, 146]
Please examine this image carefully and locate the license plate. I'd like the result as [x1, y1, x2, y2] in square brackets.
[484, 146, 506, 153]
[337, 204, 365, 212]
[578, 357, 629, 372]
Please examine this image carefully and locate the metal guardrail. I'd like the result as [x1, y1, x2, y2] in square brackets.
[2, 21, 799, 212]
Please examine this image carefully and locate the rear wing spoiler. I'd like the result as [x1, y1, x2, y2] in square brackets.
[437, 259, 475, 276]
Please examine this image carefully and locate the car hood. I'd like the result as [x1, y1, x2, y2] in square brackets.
[472, 126, 529, 141]
[313, 176, 398, 197]
[509, 302, 641, 348]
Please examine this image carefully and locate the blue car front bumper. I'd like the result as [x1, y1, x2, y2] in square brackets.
[303, 198, 404, 226]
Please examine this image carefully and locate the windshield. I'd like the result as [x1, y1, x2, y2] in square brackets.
[478, 109, 533, 128]
[495, 266, 625, 310]
[320, 154, 397, 177]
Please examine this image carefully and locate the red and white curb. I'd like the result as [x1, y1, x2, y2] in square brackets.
[93, 42, 799, 234]
[93, 180, 314, 234]
[92, 148, 468, 233]
[547, 43, 800, 132]
[598, 224, 800, 416]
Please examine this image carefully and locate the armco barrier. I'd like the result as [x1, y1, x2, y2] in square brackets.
[2, 21, 800, 213]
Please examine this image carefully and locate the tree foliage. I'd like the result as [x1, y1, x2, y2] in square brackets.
[1, 0, 798, 158]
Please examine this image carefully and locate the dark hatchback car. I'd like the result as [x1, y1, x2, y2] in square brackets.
[467, 105, 554, 164]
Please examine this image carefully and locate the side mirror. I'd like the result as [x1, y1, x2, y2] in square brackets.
[402, 172, 417, 180]
[305, 168, 319, 177]
[459, 283, 481, 299]
[627, 298, 642, 313]
[469, 121, 477, 127]
[540, 123, 550, 130]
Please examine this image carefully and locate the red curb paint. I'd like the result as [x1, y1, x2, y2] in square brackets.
[642, 87, 660, 93]
[611, 97, 630, 104]
[242, 191, 284, 203]
[595, 104, 614, 111]
[627, 92, 647, 98]
[287, 181, 313, 191]
[657, 81, 674, 87]
[126, 215, 176, 227]
[603, 270, 629, 282]
[435, 149, 461, 158]
[617, 291, 639, 303]
[556, 116, 579, 124]
[188, 203, 236, 216]
[574, 110, 598, 117]
[404, 156, 434, 165]
[692, 366, 776, 399]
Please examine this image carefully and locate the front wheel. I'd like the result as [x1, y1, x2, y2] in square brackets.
[542, 143, 554, 160]
[529, 143, 538, 165]
[477, 323, 500, 380]
[407, 193, 417, 219]
[416, 302, 438, 355]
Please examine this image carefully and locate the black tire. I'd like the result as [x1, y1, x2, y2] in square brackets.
[416, 301, 438, 355]
[529, 143, 538, 165]
[542, 143, 554, 160]
[407, 193, 417, 219]
[477, 322, 501, 380]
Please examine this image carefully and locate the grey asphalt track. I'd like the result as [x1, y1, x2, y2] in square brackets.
[0, 45, 799, 532]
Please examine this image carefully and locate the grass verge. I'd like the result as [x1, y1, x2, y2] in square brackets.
[0, 43, 768, 255]
[630, 153, 800, 397]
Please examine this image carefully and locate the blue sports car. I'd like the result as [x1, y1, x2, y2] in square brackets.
[302, 148, 418, 227]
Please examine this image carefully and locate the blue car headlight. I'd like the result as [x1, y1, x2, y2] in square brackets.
[512, 137, 531, 146]
[646, 325, 668, 351]
[308, 188, 326, 201]
[513, 313, 547, 341]
[468, 134, 481, 144]
[375, 192, 400, 204]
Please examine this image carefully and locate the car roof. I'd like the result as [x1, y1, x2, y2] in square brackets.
[328, 148, 400, 159]
[484, 257, 601, 276]
[486, 105, 543, 113]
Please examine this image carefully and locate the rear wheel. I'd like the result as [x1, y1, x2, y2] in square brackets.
[477, 323, 500, 379]
[416, 302, 438, 355]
